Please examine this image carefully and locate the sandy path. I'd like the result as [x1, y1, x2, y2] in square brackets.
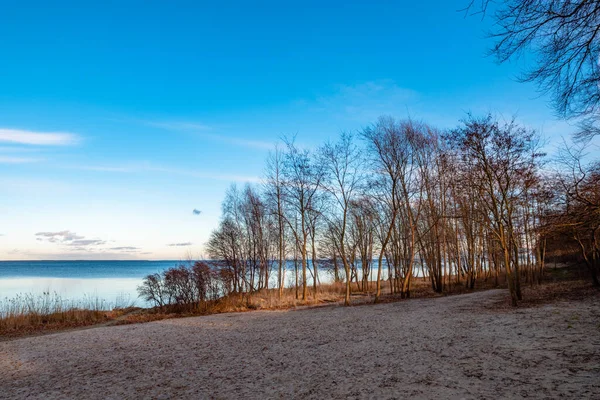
[1, 289, 599, 399]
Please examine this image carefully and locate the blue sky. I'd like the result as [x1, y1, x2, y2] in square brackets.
[0, 0, 579, 260]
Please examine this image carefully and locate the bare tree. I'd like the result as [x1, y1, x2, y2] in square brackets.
[265, 145, 287, 298]
[207, 217, 243, 293]
[281, 137, 325, 301]
[348, 197, 377, 294]
[470, 0, 600, 139]
[361, 118, 404, 302]
[319, 132, 364, 305]
[448, 114, 543, 305]
[138, 273, 166, 309]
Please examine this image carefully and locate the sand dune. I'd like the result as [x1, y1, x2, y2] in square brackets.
[1, 289, 599, 399]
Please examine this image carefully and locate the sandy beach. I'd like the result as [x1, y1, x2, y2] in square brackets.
[1, 289, 599, 399]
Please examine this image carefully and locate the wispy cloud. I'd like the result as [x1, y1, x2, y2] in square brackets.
[36, 231, 85, 242]
[36, 231, 105, 249]
[0, 128, 79, 146]
[192, 209, 202, 215]
[108, 246, 141, 252]
[168, 242, 193, 247]
[34, 230, 144, 255]
[72, 162, 261, 183]
[146, 120, 273, 150]
[0, 156, 42, 163]
[0, 142, 47, 163]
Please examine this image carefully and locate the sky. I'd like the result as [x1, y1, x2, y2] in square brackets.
[0, 0, 582, 260]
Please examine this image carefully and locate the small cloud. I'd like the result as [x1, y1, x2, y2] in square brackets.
[168, 242, 193, 247]
[108, 246, 141, 253]
[0, 128, 79, 146]
[35, 230, 106, 249]
[192, 209, 202, 215]
[36, 231, 85, 242]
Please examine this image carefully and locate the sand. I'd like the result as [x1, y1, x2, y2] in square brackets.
[1, 289, 599, 399]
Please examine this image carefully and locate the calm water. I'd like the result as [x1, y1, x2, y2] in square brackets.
[0, 260, 180, 307]
[0, 260, 383, 308]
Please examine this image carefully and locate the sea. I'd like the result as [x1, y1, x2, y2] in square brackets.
[0, 260, 181, 308]
[0, 259, 393, 311]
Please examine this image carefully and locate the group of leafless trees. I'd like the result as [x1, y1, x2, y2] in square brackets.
[138, 114, 598, 310]
[200, 113, 600, 308]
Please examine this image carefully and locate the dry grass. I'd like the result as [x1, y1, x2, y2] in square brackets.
[0, 292, 136, 339]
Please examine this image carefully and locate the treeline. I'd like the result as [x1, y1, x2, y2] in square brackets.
[139, 114, 599, 309]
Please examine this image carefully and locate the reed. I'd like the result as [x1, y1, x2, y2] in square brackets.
[0, 291, 136, 337]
